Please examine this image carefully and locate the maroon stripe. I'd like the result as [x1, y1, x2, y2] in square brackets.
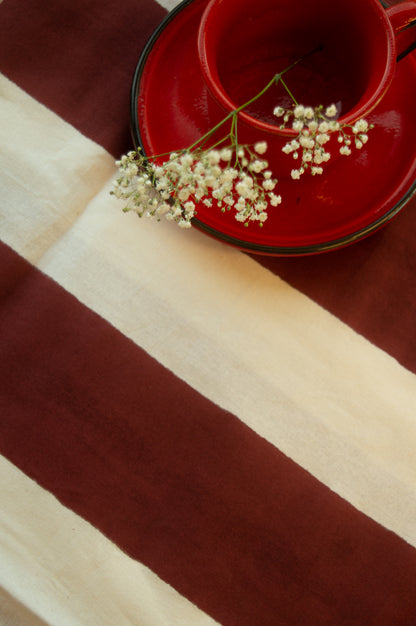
[0, 0, 167, 158]
[2, 241, 416, 625]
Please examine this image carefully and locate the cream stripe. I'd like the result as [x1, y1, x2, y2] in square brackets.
[156, 0, 183, 12]
[0, 588, 49, 626]
[0, 74, 115, 265]
[2, 74, 416, 549]
[0, 456, 220, 626]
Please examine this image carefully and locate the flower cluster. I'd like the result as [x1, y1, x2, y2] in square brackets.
[274, 103, 373, 180]
[111, 141, 280, 228]
[113, 51, 375, 229]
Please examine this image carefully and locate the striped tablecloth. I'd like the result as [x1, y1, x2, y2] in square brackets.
[1, 1, 416, 624]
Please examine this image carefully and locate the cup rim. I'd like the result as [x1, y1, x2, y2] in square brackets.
[197, 0, 397, 134]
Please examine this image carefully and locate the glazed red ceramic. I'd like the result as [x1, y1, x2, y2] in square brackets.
[197, 0, 416, 162]
[131, 0, 416, 255]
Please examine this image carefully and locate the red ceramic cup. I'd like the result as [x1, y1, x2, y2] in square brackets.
[197, 0, 416, 170]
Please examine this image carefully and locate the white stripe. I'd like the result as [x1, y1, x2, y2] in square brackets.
[156, 0, 184, 11]
[2, 73, 416, 555]
[0, 456, 220, 626]
[0, 588, 49, 626]
[0, 74, 115, 264]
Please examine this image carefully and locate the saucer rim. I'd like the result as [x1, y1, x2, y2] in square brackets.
[130, 0, 416, 256]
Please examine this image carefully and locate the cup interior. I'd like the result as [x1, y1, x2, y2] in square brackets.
[198, 0, 395, 131]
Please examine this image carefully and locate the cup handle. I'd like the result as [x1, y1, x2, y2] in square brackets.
[386, 0, 416, 60]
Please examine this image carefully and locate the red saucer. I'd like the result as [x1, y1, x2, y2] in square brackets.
[131, 0, 416, 256]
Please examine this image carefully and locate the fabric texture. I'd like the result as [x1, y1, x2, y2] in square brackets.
[1, 1, 416, 624]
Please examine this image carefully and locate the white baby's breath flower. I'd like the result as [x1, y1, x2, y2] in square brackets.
[311, 166, 323, 175]
[318, 121, 330, 133]
[316, 133, 330, 145]
[273, 106, 285, 117]
[156, 203, 171, 216]
[242, 175, 254, 188]
[249, 159, 267, 173]
[222, 168, 237, 183]
[293, 105, 305, 118]
[184, 200, 195, 213]
[235, 181, 249, 196]
[178, 218, 192, 228]
[325, 104, 337, 118]
[299, 135, 314, 149]
[352, 119, 369, 133]
[255, 200, 268, 212]
[274, 102, 374, 180]
[178, 188, 190, 201]
[181, 153, 194, 167]
[207, 150, 221, 164]
[263, 179, 276, 191]
[254, 141, 268, 154]
[269, 193, 282, 206]
[340, 145, 352, 155]
[220, 148, 232, 161]
[124, 163, 138, 177]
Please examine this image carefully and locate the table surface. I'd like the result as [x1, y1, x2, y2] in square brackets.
[1, 1, 416, 625]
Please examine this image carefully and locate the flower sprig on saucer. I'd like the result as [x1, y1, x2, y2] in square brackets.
[275, 102, 373, 180]
[112, 51, 373, 228]
[112, 140, 280, 229]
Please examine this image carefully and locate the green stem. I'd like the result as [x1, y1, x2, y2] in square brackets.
[280, 78, 298, 105]
[237, 44, 323, 112]
[167, 45, 323, 154]
[230, 112, 237, 142]
[187, 111, 236, 152]
[279, 45, 322, 76]
[202, 132, 235, 152]
[235, 73, 280, 114]
[187, 74, 280, 153]
[234, 113, 239, 147]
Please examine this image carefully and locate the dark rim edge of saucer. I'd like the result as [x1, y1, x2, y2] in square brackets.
[130, 0, 416, 256]
[130, 0, 197, 147]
